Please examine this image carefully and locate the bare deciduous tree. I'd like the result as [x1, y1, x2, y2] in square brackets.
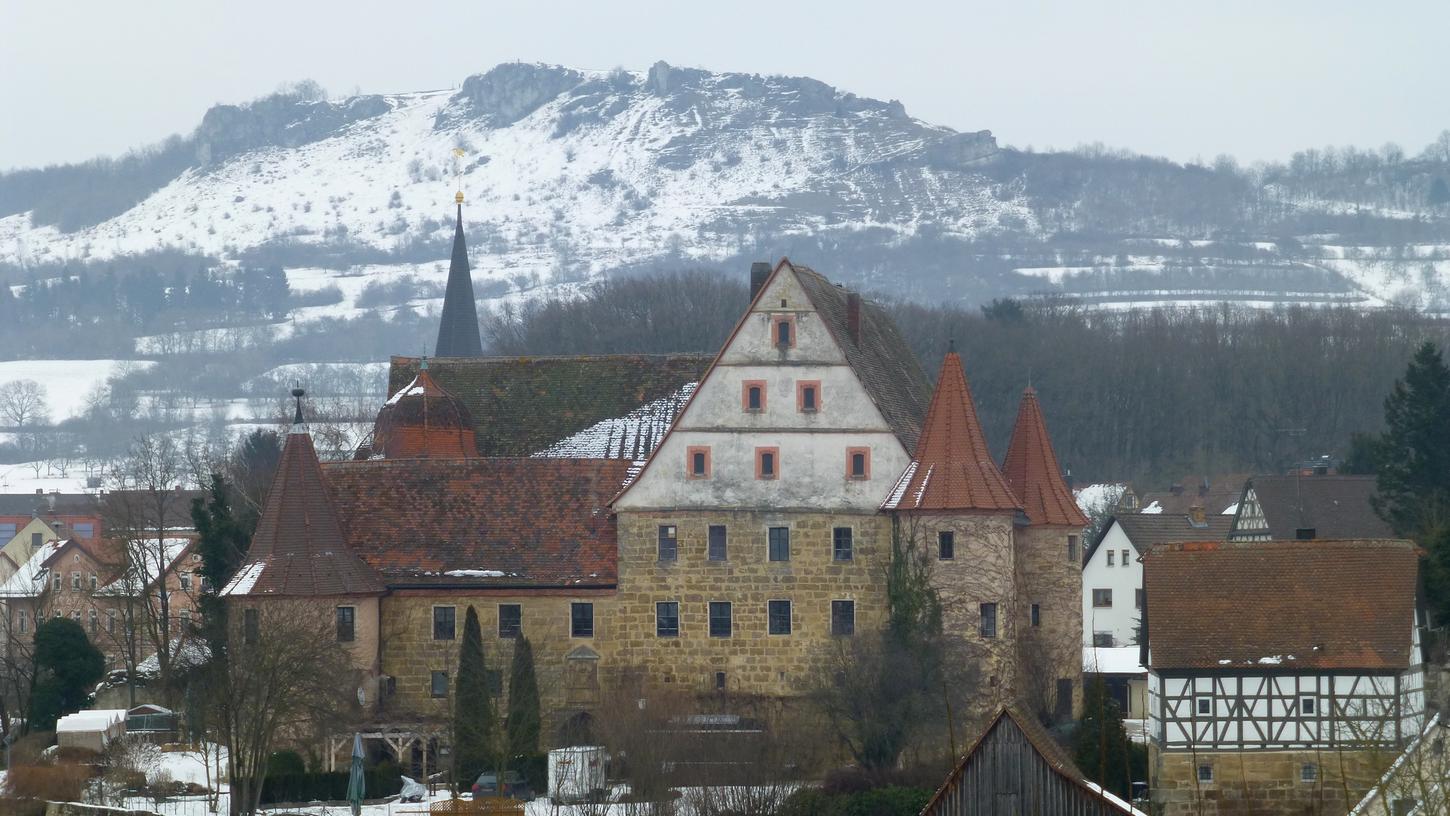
[0, 380, 50, 429]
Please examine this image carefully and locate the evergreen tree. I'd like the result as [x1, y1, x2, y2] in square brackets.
[452, 606, 496, 789]
[190, 474, 254, 654]
[1072, 677, 1144, 801]
[29, 617, 106, 731]
[506, 636, 541, 762]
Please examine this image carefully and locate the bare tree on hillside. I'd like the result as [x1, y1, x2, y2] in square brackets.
[0, 379, 50, 429]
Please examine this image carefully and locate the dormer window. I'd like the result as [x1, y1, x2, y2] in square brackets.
[756, 447, 779, 480]
[772, 315, 796, 349]
[686, 446, 711, 479]
[742, 381, 766, 413]
[797, 381, 821, 413]
[846, 447, 870, 480]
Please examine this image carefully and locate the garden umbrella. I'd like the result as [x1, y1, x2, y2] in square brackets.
[346, 733, 365, 816]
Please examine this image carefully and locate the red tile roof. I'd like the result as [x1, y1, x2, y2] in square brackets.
[324, 457, 631, 588]
[371, 367, 479, 459]
[883, 351, 1019, 512]
[226, 427, 384, 597]
[1144, 539, 1419, 671]
[1002, 387, 1087, 527]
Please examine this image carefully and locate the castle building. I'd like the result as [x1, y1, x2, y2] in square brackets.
[223, 201, 1087, 767]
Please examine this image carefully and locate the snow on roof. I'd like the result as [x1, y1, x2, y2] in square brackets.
[0, 539, 62, 598]
[1139, 499, 1163, 514]
[222, 560, 265, 596]
[1082, 780, 1149, 816]
[56, 709, 126, 733]
[1083, 645, 1146, 675]
[444, 569, 509, 578]
[96, 538, 192, 596]
[533, 383, 695, 459]
[881, 461, 918, 509]
[137, 639, 210, 678]
[1222, 502, 1239, 515]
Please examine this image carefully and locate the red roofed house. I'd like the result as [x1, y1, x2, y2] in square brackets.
[1143, 538, 1425, 816]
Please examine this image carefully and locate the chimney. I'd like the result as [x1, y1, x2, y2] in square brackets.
[1198, 477, 1209, 497]
[1188, 505, 1206, 527]
[749, 262, 771, 302]
[846, 292, 862, 345]
[34, 488, 42, 495]
[1169, 483, 1184, 496]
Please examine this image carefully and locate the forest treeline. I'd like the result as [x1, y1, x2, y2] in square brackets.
[484, 270, 1448, 483]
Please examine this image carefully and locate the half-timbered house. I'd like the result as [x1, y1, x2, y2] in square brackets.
[1143, 539, 1424, 816]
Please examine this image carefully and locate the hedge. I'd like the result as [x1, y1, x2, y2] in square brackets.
[252, 769, 404, 804]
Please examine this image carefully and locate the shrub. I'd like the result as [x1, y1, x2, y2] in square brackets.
[778, 785, 933, 816]
[5, 763, 92, 801]
[266, 749, 307, 776]
[254, 769, 403, 805]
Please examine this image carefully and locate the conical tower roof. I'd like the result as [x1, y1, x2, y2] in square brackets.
[1003, 387, 1088, 527]
[884, 351, 1019, 512]
[223, 393, 383, 597]
[372, 365, 478, 459]
[435, 199, 483, 357]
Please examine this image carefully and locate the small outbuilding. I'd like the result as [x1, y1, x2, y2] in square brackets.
[56, 709, 127, 752]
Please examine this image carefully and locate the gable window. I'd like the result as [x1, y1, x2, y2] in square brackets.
[243, 608, 259, 644]
[1196, 697, 1213, 716]
[832, 527, 853, 561]
[708, 525, 727, 561]
[15, 611, 26, 634]
[179, 574, 191, 592]
[768, 600, 792, 635]
[656, 602, 679, 637]
[430, 670, 448, 698]
[1300, 695, 1317, 715]
[939, 531, 955, 560]
[52, 573, 61, 591]
[433, 606, 456, 640]
[89, 574, 99, 591]
[846, 447, 870, 480]
[336, 606, 355, 642]
[708, 601, 732, 638]
[980, 603, 998, 638]
[32, 532, 42, 548]
[71, 571, 81, 590]
[1068, 535, 1079, 563]
[768, 526, 790, 561]
[571, 602, 594, 638]
[831, 600, 855, 636]
[686, 446, 711, 479]
[1092, 589, 1112, 608]
[1030, 603, 1041, 627]
[756, 447, 779, 480]
[1107, 551, 1115, 567]
[498, 604, 522, 639]
[742, 381, 766, 412]
[1121, 548, 1130, 566]
[1197, 764, 1213, 783]
[657, 525, 678, 562]
[797, 380, 821, 413]
[772, 315, 796, 348]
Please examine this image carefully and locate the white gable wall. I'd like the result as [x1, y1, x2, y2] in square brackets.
[1082, 520, 1142, 646]
[615, 265, 910, 512]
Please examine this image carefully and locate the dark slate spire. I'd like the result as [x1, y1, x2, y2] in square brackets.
[435, 193, 483, 357]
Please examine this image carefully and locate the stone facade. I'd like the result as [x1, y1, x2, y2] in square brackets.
[613, 510, 890, 697]
[1152, 745, 1388, 816]
[1014, 524, 1084, 720]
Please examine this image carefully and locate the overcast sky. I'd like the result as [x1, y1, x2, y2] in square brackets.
[3, 0, 1445, 171]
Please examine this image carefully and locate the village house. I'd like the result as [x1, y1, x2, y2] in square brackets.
[1142, 538, 1425, 816]
[223, 195, 1091, 769]
[1227, 473, 1393, 542]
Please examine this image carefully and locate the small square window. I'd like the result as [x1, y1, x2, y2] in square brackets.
[708, 525, 727, 561]
[980, 603, 997, 638]
[1197, 764, 1213, 783]
[433, 606, 456, 640]
[1092, 589, 1112, 608]
[831, 600, 855, 636]
[656, 601, 679, 637]
[336, 606, 355, 642]
[756, 447, 779, 480]
[797, 380, 821, 412]
[1197, 697, 1213, 716]
[742, 381, 766, 412]
[686, 446, 711, 479]
[1107, 551, 1115, 567]
[846, 447, 870, 479]
[571, 602, 594, 638]
[430, 670, 448, 698]
[657, 525, 678, 562]
[1300, 696, 1317, 715]
[939, 531, 955, 560]
[768, 600, 792, 635]
[709, 601, 732, 638]
[498, 604, 522, 639]
[1030, 603, 1041, 627]
[768, 526, 790, 561]
[1301, 763, 1317, 782]
[832, 527, 853, 561]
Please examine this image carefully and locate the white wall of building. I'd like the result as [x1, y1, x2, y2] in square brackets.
[1082, 520, 1141, 646]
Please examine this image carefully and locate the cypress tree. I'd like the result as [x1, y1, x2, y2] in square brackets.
[1072, 676, 1144, 801]
[506, 636, 541, 762]
[452, 606, 496, 789]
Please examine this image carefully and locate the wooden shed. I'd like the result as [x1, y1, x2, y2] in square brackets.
[56, 709, 126, 753]
[922, 707, 1143, 816]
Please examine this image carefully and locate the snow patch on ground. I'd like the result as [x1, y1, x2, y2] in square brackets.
[0, 359, 155, 420]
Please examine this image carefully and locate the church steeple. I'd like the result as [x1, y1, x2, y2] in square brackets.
[435, 192, 483, 357]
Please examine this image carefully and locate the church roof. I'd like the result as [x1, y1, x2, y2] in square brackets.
[224, 419, 383, 598]
[388, 353, 709, 458]
[1144, 538, 1418, 671]
[434, 202, 484, 358]
[1002, 387, 1087, 527]
[324, 457, 632, 588]
[371, 367, 478, 458]
[883, 351, 1019, 512]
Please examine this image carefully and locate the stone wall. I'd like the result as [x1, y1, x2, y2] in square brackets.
[1015, 524, 1085, 720]
[1152, 746, 1389, 816]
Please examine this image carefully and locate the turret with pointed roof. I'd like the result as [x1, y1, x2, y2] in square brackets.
[1002, 387, 1088, 527]
[223, 391, 383, 597]
[435, 194, 483, 358]
[884, 350, 1019, 512]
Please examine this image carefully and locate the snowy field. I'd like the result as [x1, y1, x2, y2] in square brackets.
[0, 359, 155, 420]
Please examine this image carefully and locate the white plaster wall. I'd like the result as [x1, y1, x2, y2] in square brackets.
[1082, 521, 1141, 646]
